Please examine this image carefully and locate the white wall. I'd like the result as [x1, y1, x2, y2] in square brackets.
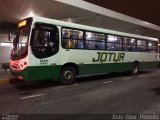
[0, 46, 12, 71]
[0, 34, 9, 42]
[0, 46, 11, 62]
[0, 34, 12, 71]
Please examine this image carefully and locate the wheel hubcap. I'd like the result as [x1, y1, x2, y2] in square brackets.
[134, 66, 138, 73]
[63, 70, 73, 81]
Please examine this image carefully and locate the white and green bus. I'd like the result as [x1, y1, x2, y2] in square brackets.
[10, 17, 159, 85]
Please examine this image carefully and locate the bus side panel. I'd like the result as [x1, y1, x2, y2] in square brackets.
[61, 49, 159, 76]
[78, 61, 159, 76]
[10, 67, 30, 82]
[78, 62, 131, 75]
[139, 61, 159, 70]
[28, 66, 61, 81]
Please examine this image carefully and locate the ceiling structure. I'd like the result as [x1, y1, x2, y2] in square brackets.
[85, 0, 160, 26]
[0, 0, 160, 39]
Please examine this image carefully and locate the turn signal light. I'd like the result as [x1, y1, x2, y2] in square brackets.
[24, 62, 27, 65]
[17, 76, 23, 79]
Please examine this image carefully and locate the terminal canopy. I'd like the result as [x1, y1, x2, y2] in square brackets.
[0, 0, 160, 38]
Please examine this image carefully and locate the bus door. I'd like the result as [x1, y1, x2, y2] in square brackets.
[30, 23, 59, 66]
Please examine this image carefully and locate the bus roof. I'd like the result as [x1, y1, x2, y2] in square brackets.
[32, 16, 158, 41]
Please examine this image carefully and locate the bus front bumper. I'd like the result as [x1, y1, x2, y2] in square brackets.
[9, 68, 29, 84]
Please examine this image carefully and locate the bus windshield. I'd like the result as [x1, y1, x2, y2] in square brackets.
[11, 26, 30, 59]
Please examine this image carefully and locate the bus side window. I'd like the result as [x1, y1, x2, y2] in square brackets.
[66, 39, 75, 48]
[148, 41, 157, 52]
[76, 40, 84, 48]
[123, 37, 136, 52]
[107, 35, 122, 51]
[62, 28, 84, 49]
[86, 32, 105, 50]
[137, 40, 147, 52]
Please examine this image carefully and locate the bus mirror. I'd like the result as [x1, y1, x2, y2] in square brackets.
[8, 33, 12, 41]
[8, 33, 16, 42]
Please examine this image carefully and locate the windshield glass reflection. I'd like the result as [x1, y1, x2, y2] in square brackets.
[11, 27, 30, 59]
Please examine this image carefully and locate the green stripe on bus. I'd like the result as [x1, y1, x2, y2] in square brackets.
[28, 66, 61, 81]
[15, 61, 159, 81]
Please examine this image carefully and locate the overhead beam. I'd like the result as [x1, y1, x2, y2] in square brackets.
[0, 22, 16, 34]
[55, 0, 160, 31]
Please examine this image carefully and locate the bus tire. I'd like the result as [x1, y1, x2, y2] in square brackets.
[60, 67, 76, 85]
[131, 62, 139, 75]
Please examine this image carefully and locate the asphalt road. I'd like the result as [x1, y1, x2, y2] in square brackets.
[0, 68, 160, 119]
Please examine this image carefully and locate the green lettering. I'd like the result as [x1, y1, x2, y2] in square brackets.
[100, 53, 108, 62]
[113, 53, 119, 62]
[92, 52, 101, 62]
[119, 53, 125, 61]
[108, 52, 114, 62]
[92, 52, 125, 63]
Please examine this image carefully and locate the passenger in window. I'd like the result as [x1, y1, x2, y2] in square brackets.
[114, 45, 120, 51]
[90, 42, 95, 49]
[39, 32, 45, 46]
[100, 42, 105, 50]
[64, 32, 69, 38]
[65, 39, 71, 48]
[65, 39, 75, 49]
[137, 47, 142, 51]
[64, 31, 70, 38]
[94, 44, 99, 49]
[62, 39, 66, 48]
[74, 31, 79, 39]
[45, 43, 52, 56]
[123, 44, 127, 50]
[87, 41, 94, 49]
[76, 40, 84, 49]
[79, 33, 83, 39]
[107, 43, 115, 50]
[86, 41, 90, 49]
[70, 32, 73, 38]
[71, 40, 76, 48]
[127, 46, 133, 51]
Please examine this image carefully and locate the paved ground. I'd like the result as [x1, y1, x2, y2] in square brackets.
[0, 71, 10, 84]
[0, 68, 160, 119]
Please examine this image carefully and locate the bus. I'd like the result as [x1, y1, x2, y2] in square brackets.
[9, 16, 159, 85]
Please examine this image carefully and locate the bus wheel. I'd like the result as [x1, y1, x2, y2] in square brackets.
[60, 67, 76, 85]
[131, 62, 139, 75]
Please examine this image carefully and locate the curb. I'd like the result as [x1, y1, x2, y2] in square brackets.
[0, 78, 9, 85]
